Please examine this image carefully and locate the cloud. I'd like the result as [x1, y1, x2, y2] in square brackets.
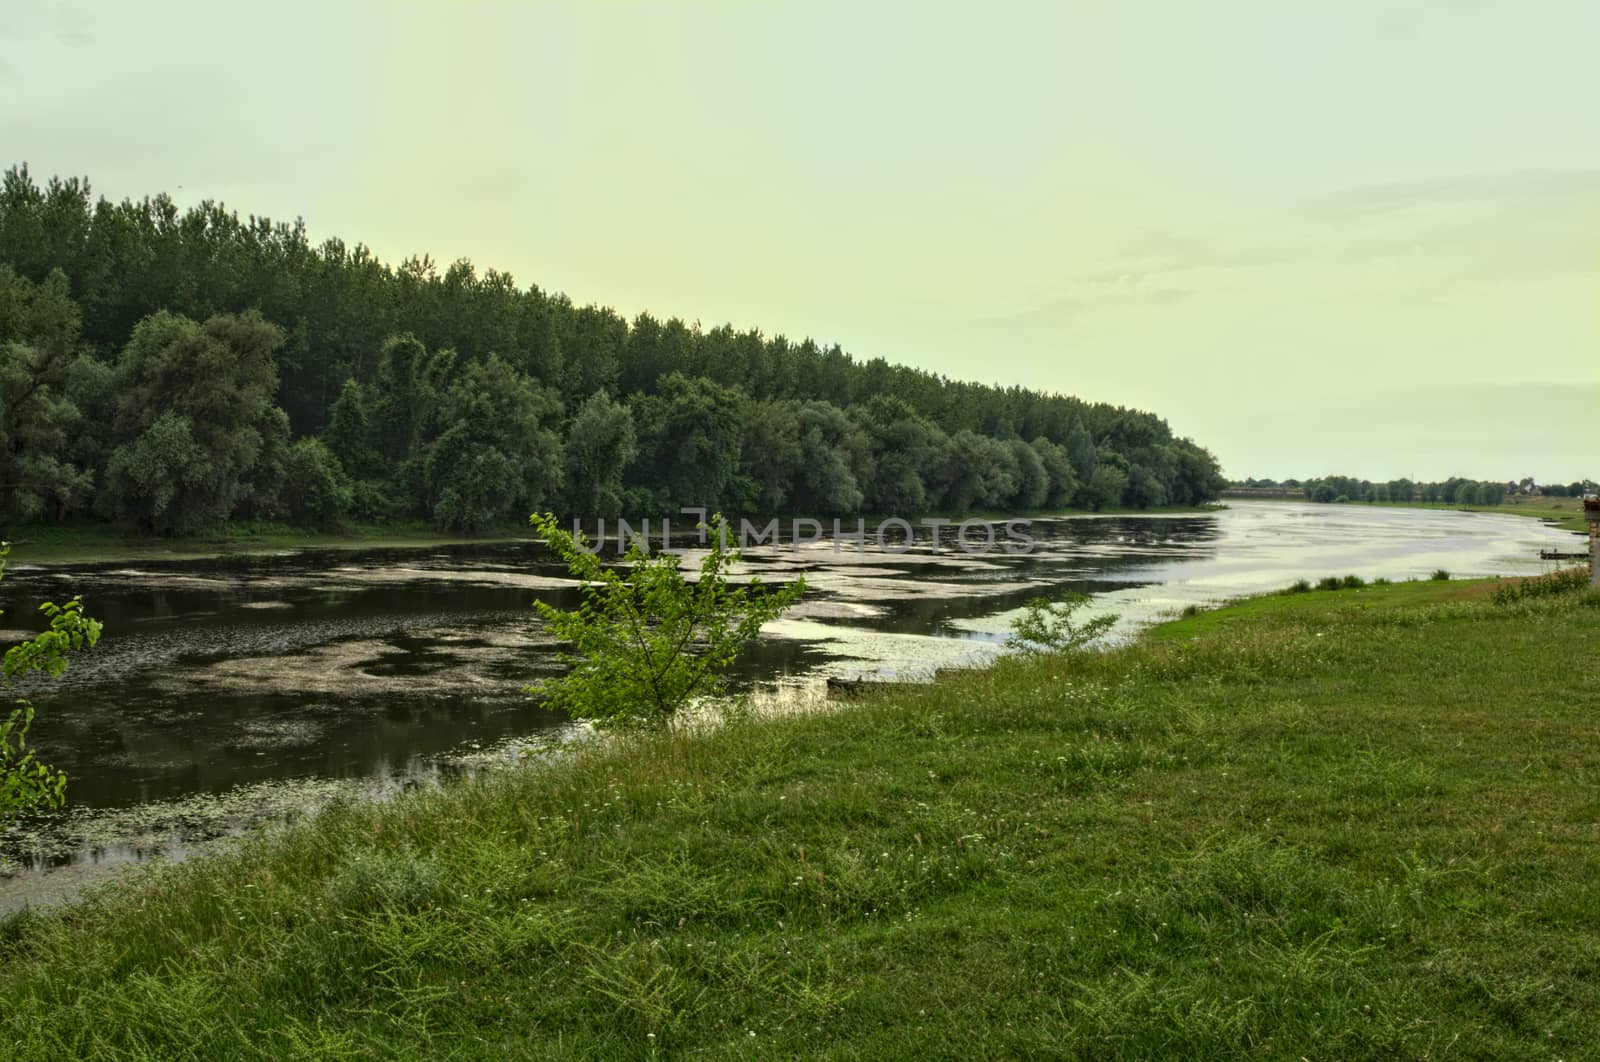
[966, 277, 1194, 331]
[1030, 169, 1600, 316]
[1298, 169, 1600, 223]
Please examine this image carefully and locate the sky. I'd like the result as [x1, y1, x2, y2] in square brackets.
[2, 1, 1597, 481]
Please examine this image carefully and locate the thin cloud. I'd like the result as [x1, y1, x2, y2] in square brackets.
[1298, 169, 1600, 222]
[966, 280, 1194, 330]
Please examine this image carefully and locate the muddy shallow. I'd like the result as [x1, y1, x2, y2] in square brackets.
[0, 502, 1579, 910]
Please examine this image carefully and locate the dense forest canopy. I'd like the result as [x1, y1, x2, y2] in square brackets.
[0, 165, 1225, 533]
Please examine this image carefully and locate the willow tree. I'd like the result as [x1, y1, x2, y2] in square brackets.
[102, 310, 287, 532]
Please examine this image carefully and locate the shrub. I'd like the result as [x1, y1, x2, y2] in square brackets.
[1, 543, 102, 825]
[1316, 576, 1343, 592]
[326, 849, 444, 914]
[1006, 593, 1116, 654]
[1282, 579, 1312, 595]
[528, 512, 805, 729]
[1431, 569, 1451, 581]
[348, 480, 401, 522]
[1341, 575, 1366, 589]
[279, 438, 353, 528]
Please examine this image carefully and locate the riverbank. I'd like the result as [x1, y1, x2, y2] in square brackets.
[4, 574, 1598, 1056]
[1227, 494, 1591, 534]
[0, 521, 536, 566]
[1360, 496, 1591, 534]
[0, 505, 1227, 567]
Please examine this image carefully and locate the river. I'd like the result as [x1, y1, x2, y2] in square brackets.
[0, 501, 1580, 910]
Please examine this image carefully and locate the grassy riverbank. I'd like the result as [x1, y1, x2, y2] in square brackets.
[1236, 494, 1592, 534]
[1365, 495, 1591, 534]
[4, 576, 1599, 1057]
[0, 521, 537, 566]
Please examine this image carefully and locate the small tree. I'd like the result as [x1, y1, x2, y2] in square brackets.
[1, 543, 101, 825]
[280, 438, 353, 528]
[528, 512, 805, 729]
[1005, 593, 1114, 655]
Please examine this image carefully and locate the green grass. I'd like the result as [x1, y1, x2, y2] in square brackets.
[3, 578, 1600, 1057]
[1146, 575, 1481, 643]
[1245, 495, 1593, 534]
[1367, 497, 1592, 534]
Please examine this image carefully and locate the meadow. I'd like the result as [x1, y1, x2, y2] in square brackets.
[2, 573, 1598, 1058]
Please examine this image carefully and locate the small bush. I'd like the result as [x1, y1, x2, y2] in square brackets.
[1341, 574, 1366, 589]
[326, 849, 444, 914]
[529, 512, 806, 729]
[1316, 576, 1343, 592]
[1431, 569, 1451, 581]
[1, 543, 102, 826]
[1282, 579, 1312, 595]
[1372, 577, 1392, 586]
[1007, 593, 1116, 654]
[279, 438, 353, 529]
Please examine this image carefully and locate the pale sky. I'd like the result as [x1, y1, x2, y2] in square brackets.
[3, 1, 1596, 481]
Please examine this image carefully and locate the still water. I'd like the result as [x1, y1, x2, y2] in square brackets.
[0, 502, 1579, 908]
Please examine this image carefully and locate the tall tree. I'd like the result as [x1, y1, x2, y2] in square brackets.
[0, 268, 93, 524]
[1064, 416, 1097, 482]
[1030, 436, 1077, 508]
[1009, 438, 1050, 509]
[564, 390, 638, 517]
[103, 311, 287, 532]
[789, 401, 869, 515]
[425, 355, 563, 531]
[856, 396, 945, 514]
[627, 373, 746, 512]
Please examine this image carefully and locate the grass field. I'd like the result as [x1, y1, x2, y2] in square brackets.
[1267, 494, 1593, 535]
[2, 575, 1599, 1057]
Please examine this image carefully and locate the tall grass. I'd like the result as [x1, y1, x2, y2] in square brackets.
[1492, 565, 1589, 604]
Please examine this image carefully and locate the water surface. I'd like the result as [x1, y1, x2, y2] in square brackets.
[0, 502, 1578, 909]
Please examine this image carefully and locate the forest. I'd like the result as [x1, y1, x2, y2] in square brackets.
[0, 165, 1225, 534]
[1237, 475, 1595, 505]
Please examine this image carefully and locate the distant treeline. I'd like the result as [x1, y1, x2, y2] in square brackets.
[0, 165, 1225, 533]
[1234, 476, 1596, 505]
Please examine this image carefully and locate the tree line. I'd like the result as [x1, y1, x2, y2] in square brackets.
[0, 165, 1226, 533]
[1235, 476, 1596, 506]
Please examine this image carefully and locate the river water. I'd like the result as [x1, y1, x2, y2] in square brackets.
[0, 502, 1580, 910]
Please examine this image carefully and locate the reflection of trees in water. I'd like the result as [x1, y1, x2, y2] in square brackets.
[33, 684, 570, 811]
[730, 638, 835, 685]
